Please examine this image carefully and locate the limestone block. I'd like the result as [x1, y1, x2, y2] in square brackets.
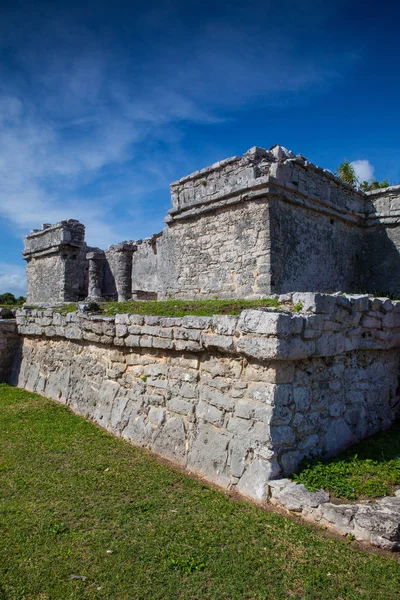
[152, 337, 174, 350]
[129, 315, 145, 325]
[353, 502, 400, 549]
[199, 386, 234, 411]
[211, 315, 238, 335]
[201, 333, 234, 353]
[319, 504, 357, 535]
[187, 424, 231, 486]
[125, 335, 141, 347]
[116, 324, 128, 338]
[238, 310, 303, 337]
[167, 396, 194, 416]
[382, 312, 400, 328]
[235, 337, 280, 360]
[315, 333, 346, 357]
[65, 324, 83, 340]
[174, 328, 201, 341]
[361, 315, 381, 328]
[269, 425, 296, 447]
[234, 399, 273, 422]
[237, 457, 280, 501]
[270, 481, 329, 512]
[115, 314, 130, 325]
[292, 293, 337, 314]
[175, 339, 202, 352]
[324, 418, 354, 457]
[181, 316, 212, 329]
[196, 399, 224, 426]
[148, 406, 166, 426]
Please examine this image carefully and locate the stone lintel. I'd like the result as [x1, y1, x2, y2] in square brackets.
[107, 243, 138, 253]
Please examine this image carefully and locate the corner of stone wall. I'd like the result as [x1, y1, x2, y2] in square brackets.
[0, 319, 20, 383]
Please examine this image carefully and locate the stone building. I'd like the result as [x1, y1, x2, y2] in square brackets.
[23, 144, 400, 305]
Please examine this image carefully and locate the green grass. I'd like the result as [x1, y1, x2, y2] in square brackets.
[56, 297, 282, 317]
[0, 385, 399, 599]
[292, 422, 400, 500]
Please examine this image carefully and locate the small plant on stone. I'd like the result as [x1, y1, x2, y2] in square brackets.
[200, 179, 207, 186]
[141, 376, 147, 382]
[293, 302, 303, 313]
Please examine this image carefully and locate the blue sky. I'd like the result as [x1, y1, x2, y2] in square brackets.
[0, 0, 399, 295]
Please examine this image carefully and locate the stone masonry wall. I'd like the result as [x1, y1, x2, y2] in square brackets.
[0, 320, 19, 383]
[364, 185, 400, 297]
[161, 145, 371, 299]
[7, 292, 400, 502]
[158, 199, 272, 299]
[21, 147, 400, 305]
[269, 199, 364, 293]
[23, 220, 90, 304]
[25, 254, 66, 305]
[131, 237, 161, 298]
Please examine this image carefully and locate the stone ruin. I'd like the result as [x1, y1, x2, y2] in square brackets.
[1, 144, 399, 550]
[23, 144, 400, 305]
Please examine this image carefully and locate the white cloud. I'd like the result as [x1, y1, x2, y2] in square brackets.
[0, 263, 27, 296]
[0, 2, 361, 255]
[351, 159, 375, 183]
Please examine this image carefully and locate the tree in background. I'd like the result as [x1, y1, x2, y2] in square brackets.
[336, 160, 357, 186]
[359, 179, 390, 192]
[337, 161, 390, 191]
[0, 293, 26, 306]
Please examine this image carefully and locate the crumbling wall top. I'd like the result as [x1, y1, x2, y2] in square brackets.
[23, 219, 85, 259]
[168, 144, 367, 220]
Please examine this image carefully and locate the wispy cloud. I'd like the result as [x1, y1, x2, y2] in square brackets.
[351, 159, 375, 183]
[0, 262, 27, 296]
[0, 0, 360, 256]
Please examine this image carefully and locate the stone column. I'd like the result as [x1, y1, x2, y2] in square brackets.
[107, 244, 137, 302]
[86, 251, 106, 301]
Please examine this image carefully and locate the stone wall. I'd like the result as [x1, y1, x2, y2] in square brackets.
[0, 320, 19, 383]
[364, 185, 400, 297]
[269, 199, 364, 294]
[164, 144, 367, 298]
[7, 292, 400, 502]
[21, 146, 400, 305]
[158, 198, 272, 299]
[23, 220, 91, 304]
[131, 236, 161, 299]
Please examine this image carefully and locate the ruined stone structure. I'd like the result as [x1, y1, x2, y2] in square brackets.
[4, 144, 399, 549]
[23, 145, 400, 305]
[1, 292, 400, 547]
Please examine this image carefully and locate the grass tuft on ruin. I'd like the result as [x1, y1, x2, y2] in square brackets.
[1, 384, 400, 599]
[57, 296, 282, 317]
[292, 421, 400, 500]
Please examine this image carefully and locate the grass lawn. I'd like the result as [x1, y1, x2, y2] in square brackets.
[293, 422, 400, 501]
[0, 384, 399, 600]
[56, 297, 282, 317]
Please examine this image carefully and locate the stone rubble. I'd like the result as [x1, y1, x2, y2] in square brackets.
[268, 478, 399, 551]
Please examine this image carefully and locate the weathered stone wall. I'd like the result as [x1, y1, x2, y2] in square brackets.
[269, 199, 363, 293]
[21, 146, 400, 305]
[0, 320, 19, 383]
[25, 254, 66, 305]
[131, 236, 161, 298]
[158, 199, 272, 299]
[364, 185, 400, 297]
[8, 293, 400, 502]
[163, 144, 367, 298]
[23, 220, 90, 304]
